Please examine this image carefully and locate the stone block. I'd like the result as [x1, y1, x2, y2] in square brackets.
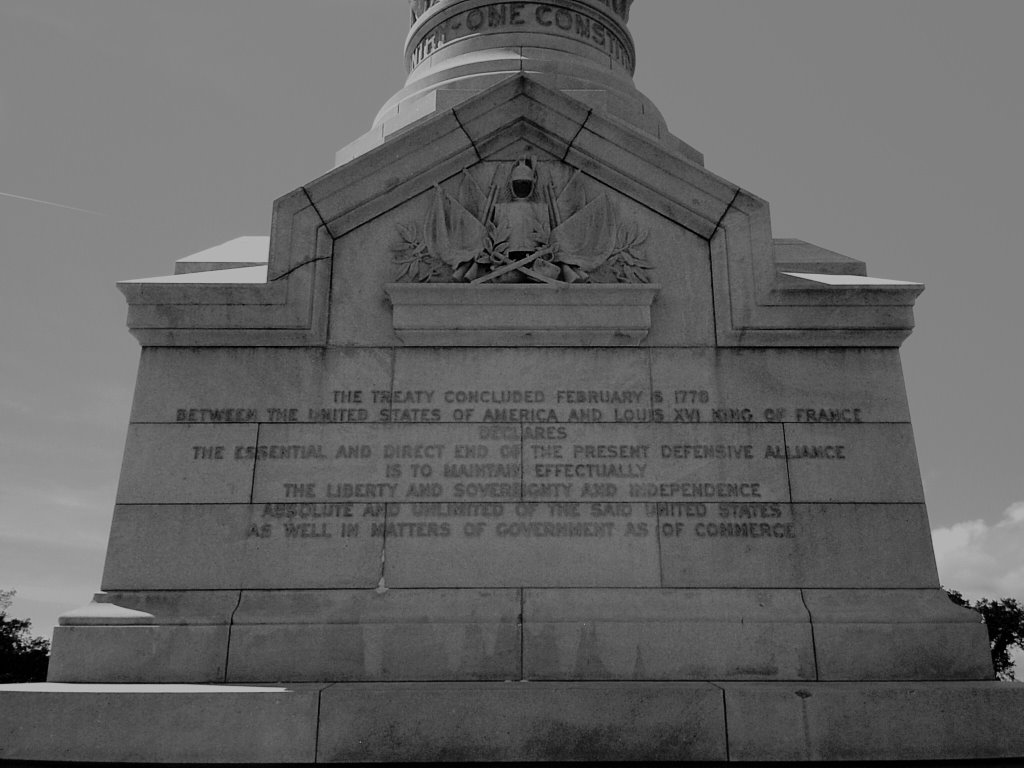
[382, 502, 660, 588]
[102, 505, 384, 590]
[102, 505, 246, 590]
[226, 589, 521, 682]
[47, 626, 229, 683]
[721, 682, 1024, 762]
[523, 589, 814, 681]
[238, 505, 383, 589]
[803, 589, 995, 681]
[658, 503, 940, 588]
[786, 423, 925, 503]
[0, 683, 322, 763]
[316, 681, 727, 762]
[129, 347, 392, 424]
[651, 347, 911, 423]
[116, 423, 258, 504]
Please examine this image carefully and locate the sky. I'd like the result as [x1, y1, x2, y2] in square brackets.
[0, 1, 1021, 640]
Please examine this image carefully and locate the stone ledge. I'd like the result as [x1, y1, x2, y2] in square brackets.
[385, 282, 660, 346]
[2, 681, 1024, 763]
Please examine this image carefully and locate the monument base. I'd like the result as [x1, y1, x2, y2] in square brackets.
[3, 681, 1024, 763]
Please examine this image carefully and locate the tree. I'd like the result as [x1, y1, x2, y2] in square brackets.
[0, 589, 50, 683]
[945, 588, 1024, 681]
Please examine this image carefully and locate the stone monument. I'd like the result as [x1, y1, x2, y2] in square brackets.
[3, 1, 1024, 763]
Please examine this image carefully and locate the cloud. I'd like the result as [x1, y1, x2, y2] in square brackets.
[933, 502, 1024, 601]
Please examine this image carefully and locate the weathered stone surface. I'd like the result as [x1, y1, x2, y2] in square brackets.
[785, 423, 925, 503]
[316, 681, 728, 763]
[6, 680, 1024, 763]
[651, 347, 912, 423]
[658, 503, 940, 588]
[129, 347, 392, 423]
[0, 684, 323, 763]
[392, 346, 652, 422]
[47, 626, 229, 683]
[532, 422, 790, 503]
[103, 505, 246, 590]
[382, 502, 660, 588]
[102, 505, 383, 590]
[116, 424, 257, 504]
[386, 283, 660, 346]
[523, 589, 814, 681]
[226, 589, 521, 682]
[803, 589, 994, 681]
[250, 422, 520, 503]
[721, 682, 1024, 762]
[246, 420, 792, 505]
[91, 589, 240, 624]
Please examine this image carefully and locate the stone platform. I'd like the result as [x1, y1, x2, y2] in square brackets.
[3, 681, 1024, 763]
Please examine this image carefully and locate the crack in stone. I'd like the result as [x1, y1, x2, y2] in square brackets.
[452, 107, 482, 163]
[269, 254, 331, 282]
[710, 187, 742, 242]
[376, 506, 389, 594]
[563, 108, 593, 162]
[222, 589, 243, 684]
[301, 186, 329, 228]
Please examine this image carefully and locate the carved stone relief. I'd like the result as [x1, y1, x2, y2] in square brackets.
[393, 158, 652, 285]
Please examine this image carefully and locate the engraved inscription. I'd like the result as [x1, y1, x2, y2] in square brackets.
[410, 3, 634, 70]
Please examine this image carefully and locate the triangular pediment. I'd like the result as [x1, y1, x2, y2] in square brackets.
[305, 75, 739, 245]
[119, 75, 921, 348]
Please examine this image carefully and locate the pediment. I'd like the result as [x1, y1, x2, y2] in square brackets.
[305, 75, 737, 247]
[119, 75, 921, 348]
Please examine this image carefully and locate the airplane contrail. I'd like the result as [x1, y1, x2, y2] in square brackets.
[0, 191, 105, 216]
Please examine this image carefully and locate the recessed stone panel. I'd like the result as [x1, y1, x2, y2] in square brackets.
[785, 423, 925, 503]
[651, 348, 911, 423]
[523, 589, 814, 681]
[129, 347, 393, 424]
[382, 502, 659, 587]
[657, 503, 939, 588]
[116, 424, 258, 504]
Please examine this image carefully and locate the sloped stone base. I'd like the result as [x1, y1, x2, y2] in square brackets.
[2, 681, 1024, 763]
